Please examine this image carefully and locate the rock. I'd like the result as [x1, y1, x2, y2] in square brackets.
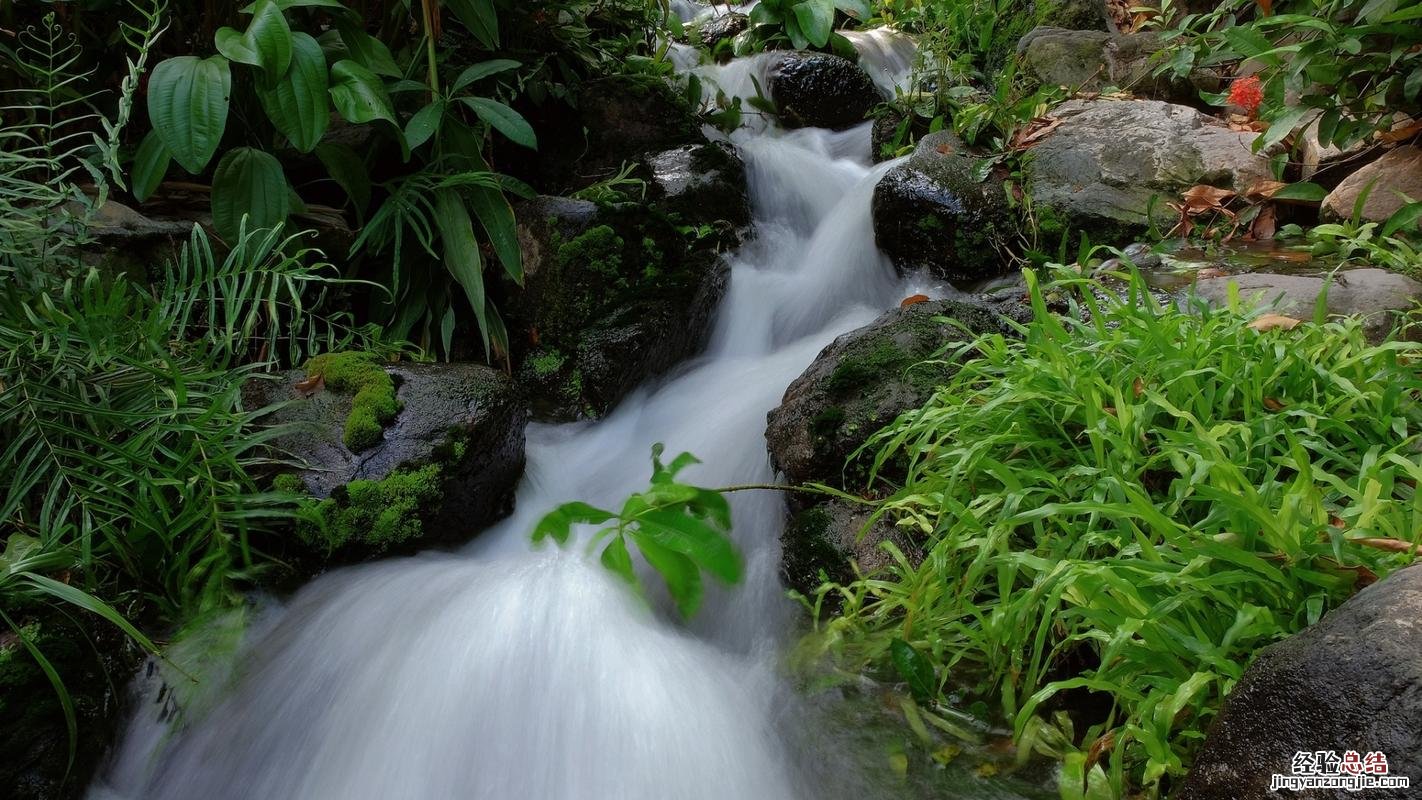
[644, 141, 751, 229]
[1321, 146, 1422, 225]
[1035, 0, 1112, 31]
[1017, 28, 1218, 102]
[1179, 564, 1422, 800]
[768, 51, 883, 131]
[871, 131, 1013, 285]
[766, 298, 1026, 490]
[1191, 268, 1422, 342]
[781, 500, 924, 599]
[1024, 98, 1273, 242]
[696, 12, 747, 51]
[248, 361, 527, 561]
[507, 197, 730, 420]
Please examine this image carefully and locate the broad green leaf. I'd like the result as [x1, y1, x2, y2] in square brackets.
[335, 17, 401, 77]
[315, 142, 371, 213]
[600, 536, 637, 585]
[147, 56, 231, 174]
[632, 533, 703, 619]
[1382, 202, 1422, 237]
[889, 638, 936, 704]
[466, 185, 522, 282]
[215, 27, 262, 68]
[329, 59, 396, 125]
[433, 189, 490, 351]
[258, 32, 329, 152]
[445, 0, 500, 49]
[638, 509, 742, 584]
[240, 0, 347, 10]
[1270, 181, 1327, 202]
[242, 0, 294, 79]
[211, 147, 291, 240]
[451, 59, 521, 95]
[784, 15, 810, 50]
[532, 501, 615, 545]
[793, 0, 834, 48]
[404, 101, 446, 150]
[460, 97, 536, 149]
[834, 0, 871, 18]
[130, 131, 170, 202]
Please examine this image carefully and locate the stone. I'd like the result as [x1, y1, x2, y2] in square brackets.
[1321, 146, 1422, 225]
[1179, 564, 1422, 800]
[1035, 0, 1112, 31]
[768, 51, 883, 131]
[1191, 268, 1422, 342]
[247, 361, 527, 559]
[1017, 27, 1219, 102]
[644, 141, 751, 229]
[871, 131, 1013, 285]
[696, 12, 747, 51]
[1024, 98, 1273, 242]
[766, 298, 1026, 490]
[506, 197, 730, 420]
[781, 500, 924, 600]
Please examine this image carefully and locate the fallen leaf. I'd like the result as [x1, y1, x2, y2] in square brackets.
[1103, 406, 1117, 416]
[1377, 118, 1422, 143]
[1353, 537, 1422, 555]
[935, 142, 955, 155]
[1132, 377, 1145, 397]
[1243, 179, 1287, 201]
[1009, 116, 1064, 151]
[900, 294, 930, 308]
[1262, 397, 1286, 411]
[529, 326, 541, 346]
[1250, 203, 1277, 240]
[1196, 266, 1228, 279]
[1181, 184, 1237, 212]
[293, 373, 324, 398]
[1248, 313, 1302, 331]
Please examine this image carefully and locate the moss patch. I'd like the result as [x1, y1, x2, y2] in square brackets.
[299, 464, 443, 553]
[305, 352, 401, 452]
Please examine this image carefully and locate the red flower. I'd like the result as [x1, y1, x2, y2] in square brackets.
[1229, 75, 1264, 117]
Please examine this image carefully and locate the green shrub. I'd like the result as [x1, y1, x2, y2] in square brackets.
[806, 267, 1422, 798]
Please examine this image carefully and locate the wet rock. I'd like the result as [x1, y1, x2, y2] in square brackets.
[1024, 98, 1273, 243]
[1321, 146, 1422, 225]
[696, 12, 747, 50]
[766, 298, 1026, 490]
[1018, 28, 1218, 102]
[871, 131, 1013, 284]
[1179, 563, 1422, 800]
[1035, 0, 1112, 31]
[507, 197, 730, 421]
[247, 361, 527, 561]
[768, 51, 883, 131]
[644, 141, 751, 229]
[781, 500, 924, 599]
[1190, 268, 1422, 342]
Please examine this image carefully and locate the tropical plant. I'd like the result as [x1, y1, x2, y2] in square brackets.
[806, 266, 1422, 797]
[732, 0, 872, 54]
[534, 445, 743, 619]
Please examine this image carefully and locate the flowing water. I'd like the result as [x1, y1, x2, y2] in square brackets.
[89, 45, 1033, 800]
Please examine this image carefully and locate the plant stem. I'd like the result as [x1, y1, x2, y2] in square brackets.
[419, 0, 440, 96]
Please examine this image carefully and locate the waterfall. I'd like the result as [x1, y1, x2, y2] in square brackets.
[90, 58, 968, 800]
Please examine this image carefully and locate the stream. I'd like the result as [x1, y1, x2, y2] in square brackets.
[88, 41, 1031, 800]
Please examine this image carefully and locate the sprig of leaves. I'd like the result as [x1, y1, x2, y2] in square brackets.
[533, 445, 743, 620]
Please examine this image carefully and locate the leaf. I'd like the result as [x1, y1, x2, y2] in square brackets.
[404, 101, 446, 150]
[433, 188, 490, 353]
[257, 32, 329, 152]
[639, 509, 743, 585]
[451, 59, 521, 95]
[147, 56, 232, 174]
[1269, 181, 1327, 204]
[445, 0, 500, 49]
[241, 0, 294, 79]
[315, 142, 371, 213]
[466, 185, 522, 283]
[460, 97, 537, 149]
[792, 0, 835, 48]
[1180, 184, 1236, 213]
[532, 501, 615, 545]
[329, 59, 396, 125]
[19, 573, 161, 655]
[211, 147, 292, 240]
[0, 607, 77, 773]
[900, 294, 929, 307]
[293, 372, 324, 397]
[131, 131, 171, 203]
[632, 532, 703, 619]
[335, 17, 401, 77]
[600, 536, 637, 585]
[240, 0, 347, 9]
[1242, 179, 1287, 201]
[834, 0, 871, 19]
[890, 638, 936, 704]
[1248, 313, 1302, 331]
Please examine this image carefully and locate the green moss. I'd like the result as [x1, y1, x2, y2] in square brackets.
[301, 464, 443, 553]
[558, 225, 625, 286]
[305, 351, 401, 452]
[272, 472, 306, 495]
[528, 348, 567, 377]
[827, 341, 908, 395]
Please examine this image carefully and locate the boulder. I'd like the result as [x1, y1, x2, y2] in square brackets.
[1024, 98, 1273, 242]
[644, 140, 751, 228]
[1038, 0, 1112, 31]
[766, 298, 1026, 490]
[781, 500, 924, 599]
[1190, 268, 1422, 342]
[248, 360, 527, 561]
[768, 51, 883, 131]
[507, 197, 730, 420]
[1017, 27, 1219, 102]
[696, 12, 747, 51]
[1321, 146, 1422, 224]
[1179, 564, 1422, 800]
[871, 131, 1013, 285]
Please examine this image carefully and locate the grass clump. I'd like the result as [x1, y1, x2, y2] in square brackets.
[806, 267, 1422, 798]
[300, 465, 442, 553]
[305, 352, 401, 452]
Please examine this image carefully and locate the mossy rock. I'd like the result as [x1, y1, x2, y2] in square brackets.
[644, 141, 751, 230]
[765, 298, 1027, 492]
[871, 131, 1015, 286]
[245, 360, 528, 567]
[767, 51, 883, 131]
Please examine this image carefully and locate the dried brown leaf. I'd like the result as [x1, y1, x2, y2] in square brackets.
[1248, 313, 1302, 331]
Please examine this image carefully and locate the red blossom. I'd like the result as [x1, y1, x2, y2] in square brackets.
[1228, 75, 1264, 117]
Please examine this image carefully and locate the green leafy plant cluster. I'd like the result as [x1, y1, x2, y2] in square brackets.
[1158, 0, 1422, 151]
[1283, 187, 1422, 277]
[534, 445, 743, 619]
[738, 0, 872, 53]
[806, 267, 1422, 798]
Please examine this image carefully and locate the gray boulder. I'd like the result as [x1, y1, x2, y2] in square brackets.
[1321, 145, 1422, 225]
[1034, 0, 1113, 31]
[696, 12, 747, 51]
[1018, 27, 1219, 102]
[644, 141, 751, 229]
[1179, 564, 1422, 800]
[768, 51, 883, 131]
[871, 131, 1013, 285]
[781, 500, 924, 599]
[1024, 98, 1273, 242]
[1191, 268, 1422, 342]
[249, 361, 527, 559]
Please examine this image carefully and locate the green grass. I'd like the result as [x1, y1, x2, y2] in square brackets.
[804, 267, 1422, 798]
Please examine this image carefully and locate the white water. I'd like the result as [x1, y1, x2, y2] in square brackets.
[92, 57, 953, 800]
